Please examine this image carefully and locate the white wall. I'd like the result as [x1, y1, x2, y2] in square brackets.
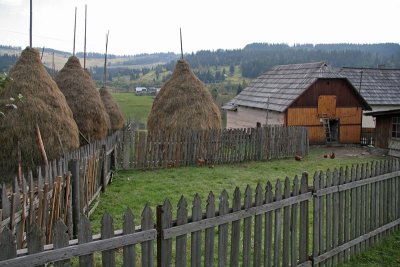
[226, 106, 284, 129]
[363, 105, 400, 128]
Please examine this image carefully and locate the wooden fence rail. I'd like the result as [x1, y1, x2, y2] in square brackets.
[121, 126, 309, 170]
[0, 159, 400, 266]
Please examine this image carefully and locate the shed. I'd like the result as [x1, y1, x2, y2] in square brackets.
[364, 109, 400, 156]
[339, 68, 400, 127]
[223, 62, 370, 144]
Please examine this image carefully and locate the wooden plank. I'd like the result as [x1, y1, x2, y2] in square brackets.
[369, 162, 377, 247]
[299, 172, 309, 264]
[123, 208, 136, 267]
[191, 195, 202, 267]
[141, 204, 154, 267]
[0, 227, 17, 261]
[282, 177, 291, 267]
[291, 176, 300, 267]
[78, 215, 94, 267]
[360, 164, 366, 253]
[176, 196, 188, 267]
[68, 159, 80, 238]
[264, 182, 273, 267]
[157, 200, 172, 267]
[230, 187, 241, 267]
[312, 173, 320, 265]
[338, 167, 345, 264]
[205, 192, 215, 267]
[253, 183, 263, 267]
[318, 171, 325, 263]
[101, 211, 115, 267]
[162, 192, 312, 239]
[274, 180, 283, 267]
[53, 220, 70, 267]
[218, 190, 229, 267]
[343, 166, 350, 262]
[243, 185, 252, 267]
[332, 169, 339, 266]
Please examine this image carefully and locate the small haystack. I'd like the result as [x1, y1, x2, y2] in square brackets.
[0, 47, 80, 177]
[147, 60, 221, 133]
[99, 87, 125, 130]
[55, 56, 110, 143]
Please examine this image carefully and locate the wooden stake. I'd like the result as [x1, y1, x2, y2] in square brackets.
[17, 141, 22, 186]
[40, 47, 44, 60]
[47, 181, 58, 243]
[64, 174, 71, 225]
[73, 7, 77, 56]
[52, 52, 55, 77]
[29, 0, 32, 47]
[83, 4, 87, 69]
[103, 30, 109, 87]
[180, 27, 183, 60]
[35, 124, 48, 166]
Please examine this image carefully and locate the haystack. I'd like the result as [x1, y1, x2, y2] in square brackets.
[55, 56, 110, 143]
[0, 47, 79, 177]
[99, 86, 125, 130]
[147, 60, 221, 133]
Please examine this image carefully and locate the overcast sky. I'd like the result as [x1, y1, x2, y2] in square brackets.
[0, 0, 399, 55]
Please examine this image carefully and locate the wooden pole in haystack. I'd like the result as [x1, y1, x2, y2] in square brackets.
[41, 46, 44, 60]
[180, 27, 183, 60]
[103, 30, 109, 87]
[29, 0, 32, 47]
[83, 4, 87, 69]
[17, 141, 22, 185]
[52, 51, 55, 77]
[73, 7, 77, 56]
[35, 124, 48, 166]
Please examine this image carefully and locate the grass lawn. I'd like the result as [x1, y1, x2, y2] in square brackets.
[90, 147, 385, 233]
[110, 92, 153, 124]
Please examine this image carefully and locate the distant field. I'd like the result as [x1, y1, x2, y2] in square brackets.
[110, 92, 153, 124]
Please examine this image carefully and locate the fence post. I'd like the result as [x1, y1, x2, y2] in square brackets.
[123, 129, 131, 170]
[102, 144, 107, 193]
[68, 159, 80, 238]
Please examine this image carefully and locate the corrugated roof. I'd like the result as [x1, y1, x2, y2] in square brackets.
[339, 68, 400, 106]
[223, 62, 343, 112]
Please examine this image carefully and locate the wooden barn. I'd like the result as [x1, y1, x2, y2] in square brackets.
[339, 67, 400, 128]
[223, 62, 371, 144]
[365, 109, 400, 156]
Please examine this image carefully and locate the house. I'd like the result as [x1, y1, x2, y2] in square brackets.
[364, 109, 400, 156]
[135, 87, 148, 95]
[222, 62, 370, 144]
[338, 68, 400, 127]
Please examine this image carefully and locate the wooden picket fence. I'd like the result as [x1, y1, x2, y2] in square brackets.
[1, 159, 400, 266]
[0, 130, 121, 248]
[121, 126, 309, 170]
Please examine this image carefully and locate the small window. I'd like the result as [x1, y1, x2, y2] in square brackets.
[392, 117, 400, 138]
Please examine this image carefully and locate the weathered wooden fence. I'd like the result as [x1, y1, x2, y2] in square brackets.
[121, 126, 309, 170]
[1, 159, 399, 266]
[0, 131, 120, 248]
[360, 127, 375, 146]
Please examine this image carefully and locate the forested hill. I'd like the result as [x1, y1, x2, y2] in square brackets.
[171, 43, 400, 78]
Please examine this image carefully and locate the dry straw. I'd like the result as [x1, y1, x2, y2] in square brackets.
[99, 87, 124, 130]
[0, 47, 79, 178]
[55, 56, 110, 143]
[147, 60, 221, 133]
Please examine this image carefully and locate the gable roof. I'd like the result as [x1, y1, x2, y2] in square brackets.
[339, 67, 400, 106]
[223, 62, 345, 112]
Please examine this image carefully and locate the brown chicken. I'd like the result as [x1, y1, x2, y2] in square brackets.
[197, 158, 207, 167]
[323, 154, 328, 158]
[330, 152, 335, 159]
[295, 155, 302, 161]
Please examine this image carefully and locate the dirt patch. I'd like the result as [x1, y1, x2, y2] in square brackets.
[312, 145, 388, 160]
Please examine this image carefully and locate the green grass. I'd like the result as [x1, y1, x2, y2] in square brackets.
[90, 147, 384, 233]
[338, 229, 400, 267]
[110, 92, 153, 124]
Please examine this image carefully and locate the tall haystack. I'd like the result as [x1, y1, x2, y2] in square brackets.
[0, 47, 80, 177]
[147, 60, 221, 133]
[99, 87, 125, 130]
[55, 56, 110, 143]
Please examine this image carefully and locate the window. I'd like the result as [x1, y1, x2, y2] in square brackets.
[392, 117, 400, 138]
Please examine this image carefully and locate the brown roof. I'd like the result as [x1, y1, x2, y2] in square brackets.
[339, 67, 400, 106]
[223, 62, 368, 112]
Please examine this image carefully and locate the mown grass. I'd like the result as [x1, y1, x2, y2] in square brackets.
[90, 147, 384, 233]
[110, 92, 153, 124]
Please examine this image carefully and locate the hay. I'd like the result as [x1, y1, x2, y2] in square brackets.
[55, 56, 110, 143]
[0, 47, 80, 178]
[147, 60, 221, 133]
[99, 87, 125, 130]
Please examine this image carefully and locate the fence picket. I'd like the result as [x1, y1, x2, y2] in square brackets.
[299, 172, 309, 264]
[243, 185, 252, 267]
[282, 177, 291, 267]
[274, 180, 282, 267]
[78, 214, 94, 267]
[0, 227, 16, 261]
[141, 204, 154, 267]
[158, 200, 172, 267]
[332, 169, 339, 266]
[253, 183, 263, 267]
[175, 196, 188, 267]
[101, 211, 115, 267]
[264, 181, 273, 267]
[312, 173, 320, 267]
[218, 190, 229, 267]
[230, 187, 241, 267]
[53, 220, 70, 267]
[191, 194, 202, 267]
[27, 222, 44, 267]
[123, 208, 136, 267]
[204, 192, 216, 267]
[325, 169, 332, 267]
